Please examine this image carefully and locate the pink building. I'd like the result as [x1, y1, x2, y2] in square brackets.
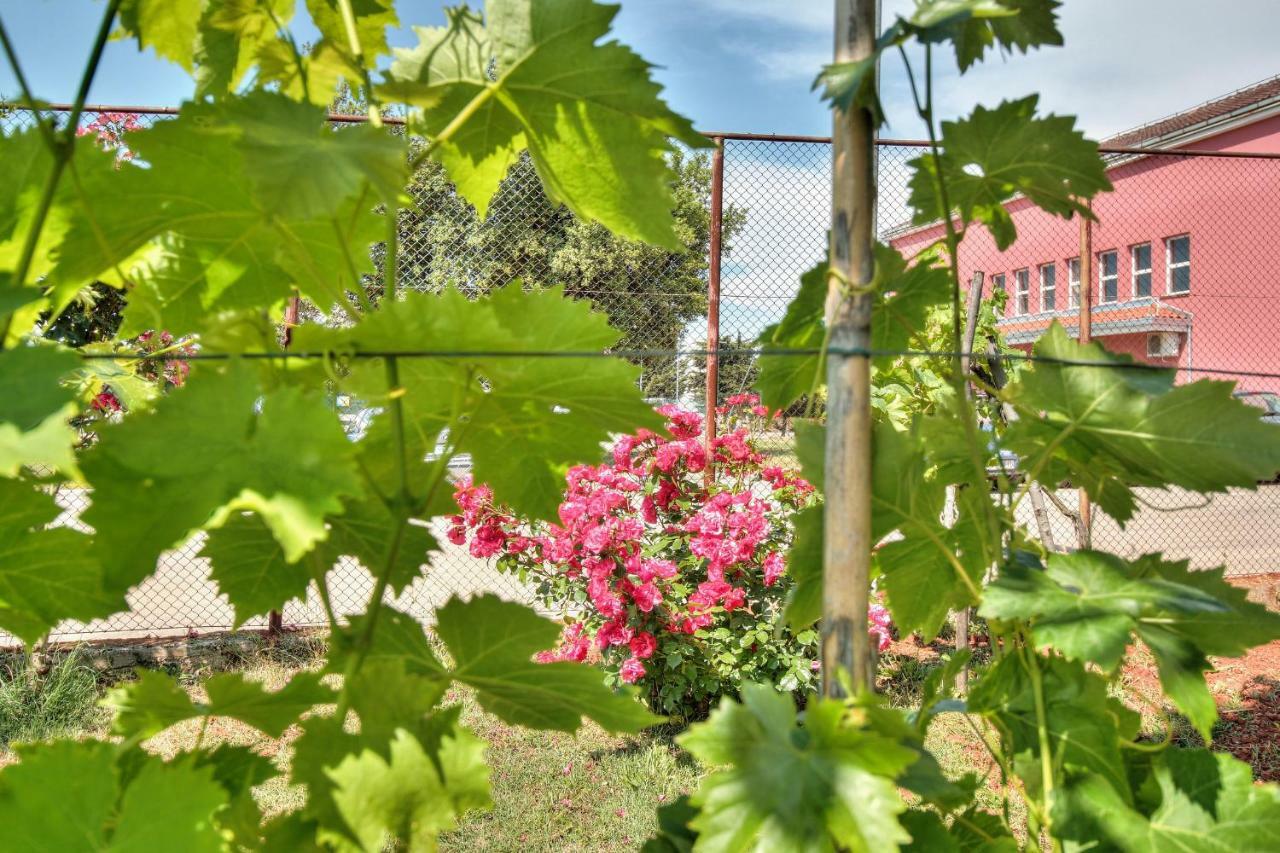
[890, 76, 1280, 396]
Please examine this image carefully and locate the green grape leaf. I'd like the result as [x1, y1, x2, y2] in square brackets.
[782, 505, 824, 629]
[195, 745, 276, 847]
[1056, 749, 1280, 852]
[871, 249, 952, 356]
[0, 479, 119, 644]
[48, 99, 385, 318]
[105, 669, 199, 739]
[982, 551, 1280, 740]
[464, 285, 664, 520]
[913, 0, 1062, 72]
[299, 287, 662, 521]
[642, 795, 700, 853]
[679, 684, 915, 852]
[756, 248, 950, 412]
[67, 344, 162, 414]
[901, 808, 1018, 853]
[306, 0, 399, 83]
[0, 740, 228, 851]
[0, 345, 81, 477]
[203, 512, 312, 627]
[0, 131, 126, 335]
[321, 500, 438, 597]
[224, 91, 407, 218]
[907, 97, 1108, 250]
[83, 363, 361, 594]
[873, 420, 987, 639]
[290, 715, 366, 843]
[968, 655, 1138, 800]
[782, 414, 993, 636]
[756, 263, 827, 413]
[1004, 324, 1280, 522]
[328, 714, 491, 851]
[0, 740, 118, 851]
[814, 56, 884, 126]
[116, 0, 203, 70]
[192, 0, 296, 97]
[203, 671, 335, 737]
[107, 668, 333, 739]
[384, 0, 709, 248]
[432, 594, 658, 733]
[329, 606, 446, 679]
[112, 755, 229, 852]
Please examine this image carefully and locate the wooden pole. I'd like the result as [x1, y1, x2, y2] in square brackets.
[954, 272, 984, 689]
[268, 294, 302, 637]
[704, 137, 724, 465]
[823, 0, 877, 696]
[1077, 208, 1093, 546]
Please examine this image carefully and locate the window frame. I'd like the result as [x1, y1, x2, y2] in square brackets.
[1013, 268, 1030, 316]
[1039, 262, 1057, 312]
[1066, 257, 1081, 308]
[1165, 234, 1191, 295]
[1098, 249, 1119, 304]
[1131, 242, 1152, 299]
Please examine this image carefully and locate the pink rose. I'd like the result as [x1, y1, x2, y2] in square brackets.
[619, 657, 646, 684]
[629, 632, 658, 659]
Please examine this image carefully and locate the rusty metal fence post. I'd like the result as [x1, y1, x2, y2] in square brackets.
[704, 136, 725, 462]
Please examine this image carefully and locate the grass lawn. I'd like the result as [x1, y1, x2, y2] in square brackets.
[3, 626, 1278, 850]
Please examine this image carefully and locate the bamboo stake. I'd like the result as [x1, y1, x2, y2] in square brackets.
[1077, 208, 1094, 546]
[953, 272, 985, 689]
[822, 0, 877, 696]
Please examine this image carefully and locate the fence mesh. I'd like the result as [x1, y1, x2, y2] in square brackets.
[3, 105, 1278, 645]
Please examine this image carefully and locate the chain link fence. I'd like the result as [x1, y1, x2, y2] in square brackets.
[3, 105, 1279, 644]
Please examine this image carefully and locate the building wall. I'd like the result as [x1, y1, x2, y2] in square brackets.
[889, 117, 1280, 392]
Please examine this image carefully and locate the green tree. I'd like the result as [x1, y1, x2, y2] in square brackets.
[395, 149, 745, 397]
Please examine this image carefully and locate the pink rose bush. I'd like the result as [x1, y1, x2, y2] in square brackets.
[450, 394, 894, 717]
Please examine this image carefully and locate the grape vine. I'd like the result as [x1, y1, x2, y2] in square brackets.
[1, 1, 1279, 851]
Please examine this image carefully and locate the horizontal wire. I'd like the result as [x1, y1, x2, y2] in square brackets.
[69, 346, 1280, 381]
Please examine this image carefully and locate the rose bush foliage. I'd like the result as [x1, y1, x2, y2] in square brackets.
[452, 395, 892, 717]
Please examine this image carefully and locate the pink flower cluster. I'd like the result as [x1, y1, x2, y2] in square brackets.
[716, 391, 771, 419]
[868, 602, 893, 653]
[76, 112, 142, 162]
[450, 398, 865, 702]
[450, 402, 820, 684]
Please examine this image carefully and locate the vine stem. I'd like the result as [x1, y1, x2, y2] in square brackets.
[1021, 642, 1060, 850]
[0, 0, 121, 347]
[336, 0, 383, 127]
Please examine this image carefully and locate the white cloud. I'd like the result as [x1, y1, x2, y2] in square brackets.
[880, 0, 1280, 139]
[693, 0, 832, 33]
[692, 0, 1280, 140]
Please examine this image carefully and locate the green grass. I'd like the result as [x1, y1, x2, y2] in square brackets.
[0, 636, 1040, 847]
[441, 701, 699, 851]
[0, 648, 106, 747]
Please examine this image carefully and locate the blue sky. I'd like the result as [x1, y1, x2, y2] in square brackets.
[4, 1, 1277, 139]
[4, 1, 1278, 346]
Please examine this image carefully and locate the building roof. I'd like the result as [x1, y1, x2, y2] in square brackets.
[1104, 75, 1280, 149]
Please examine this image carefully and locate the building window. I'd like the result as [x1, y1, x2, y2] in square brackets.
[1099, 250, 1118, 303]
[992, 272, 1006, 304]
[1014, 268, 1030, 315]
[1039, 263, 1056, 311]
[1166, 234, 1190, 294]
[1132, 243, 1152, 298]
[1067, 257, 1081, 308]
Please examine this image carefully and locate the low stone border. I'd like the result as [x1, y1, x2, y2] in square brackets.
[6, 629, 325, 676]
